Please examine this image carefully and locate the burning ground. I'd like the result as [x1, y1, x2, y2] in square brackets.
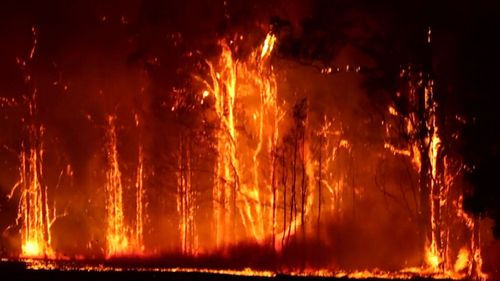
[0, 0, 500, 280]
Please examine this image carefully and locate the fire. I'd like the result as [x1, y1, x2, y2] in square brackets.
[454, 247, 470, 272]
[201, 32, 286, 248]
[15, 142, 54, 259]
[5, 24, 55, 259]
[388, 105, 398, 116]
[105, 115, 129, 256]
[260, 33, 277, 59]
[195, 31, 330, 253]
[135, 114, 145, 253]
[176, 134, 198, 254]
[21, 258, 485, 280]
[314, 116, 349, 221]
[1, 23, 491, 280]
[425, 246, 441, 270]
[104, 115, 145, 257]
[384, 65, 488, 279]
[8, 93, 56, 259]
[200, 32, 320, 250]
[456, 195, 488, 279]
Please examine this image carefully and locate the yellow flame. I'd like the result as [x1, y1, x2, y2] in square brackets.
[388, 105, 398, 116]
[260, 33, 276, 60]
[454, 247, 470, 272]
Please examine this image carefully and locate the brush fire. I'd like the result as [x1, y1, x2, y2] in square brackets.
[0, 1, 499, 280]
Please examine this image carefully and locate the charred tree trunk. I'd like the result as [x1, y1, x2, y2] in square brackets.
[417, 77, 431, 263]
[419, 25, 438, 266]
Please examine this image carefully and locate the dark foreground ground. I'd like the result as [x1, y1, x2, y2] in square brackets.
[0, 260, 460, 281]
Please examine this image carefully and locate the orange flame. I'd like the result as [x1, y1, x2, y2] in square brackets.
[104, 115, 145, 257]
[201, 32, 318, 249]
[14, 138, 55, 258]
[384, 68, 488, 280]
[176, 136, 198, 254]
[104, 115, 129, 256]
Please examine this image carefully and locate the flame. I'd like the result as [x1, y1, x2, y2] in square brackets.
[260, 33, 276, 59]
[1, 27, 490, 280]
[176, 135, 198, 254]
[9, 97, 55, 259]
[454, 247, 470, 272]
[15, 141, 55, 259]
[6, 24, 55, 259]
[314, 116, 349, 220]
[135, 137, 145, 252]
[22, 258, 486, 280]
[456, 195, 489, 280]
[425, 245, 441, 270]
[105, 115, 129, 256]
[200, 32, 318, 250]
[202, 32, 284, 248]
[426, 81, 443, 272]
[384, 67, 488, 280]
[206, 41, 240, 247]
[388, 105, 398, 116]
[104, 115, 145, 257]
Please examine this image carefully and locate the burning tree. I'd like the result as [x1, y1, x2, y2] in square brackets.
[6, 26, 56, 259]
[383, 28, 486, 278]
[172, 99, 204, 255]
[12, 111, 55, 259]
[312, 114, 349, 239]
[103, 115, 128, 256]
[104, 115, 145, 257]
[281, 98, 309, 245]
[200, 32, 284, 249]
[0, 2, 494, 277]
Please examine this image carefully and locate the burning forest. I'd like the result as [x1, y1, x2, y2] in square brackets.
[1, 1, 500, 280]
